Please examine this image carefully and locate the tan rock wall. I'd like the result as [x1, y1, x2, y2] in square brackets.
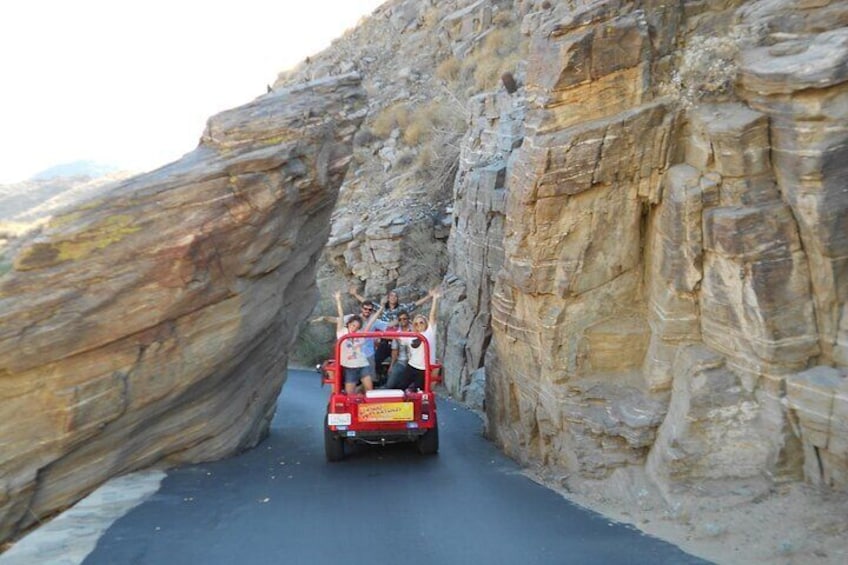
[470, 0, 848, 498]
[484, 1, 677, 478]
[734, 20, 848, 489]
[0, 74, 365, 541]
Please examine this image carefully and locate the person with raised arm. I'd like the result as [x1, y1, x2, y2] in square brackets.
[391, 287, 440, 391]
[349, 286, 434, 328]
[334, 290, 384, 394]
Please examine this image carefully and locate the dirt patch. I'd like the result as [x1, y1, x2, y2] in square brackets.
[527, 466, 848, 564]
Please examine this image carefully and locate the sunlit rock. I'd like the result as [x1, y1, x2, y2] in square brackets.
[0, 73, 365, 540]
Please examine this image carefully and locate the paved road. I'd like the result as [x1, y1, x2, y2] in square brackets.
[82, 369, 708, 565]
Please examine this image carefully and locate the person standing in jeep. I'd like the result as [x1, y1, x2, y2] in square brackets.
[334, 290, 383, 394]
[393, 288, 440, 391]
[385, 311, 413, 388]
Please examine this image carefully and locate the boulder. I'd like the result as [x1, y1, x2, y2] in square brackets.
[0, 74, 366, 541]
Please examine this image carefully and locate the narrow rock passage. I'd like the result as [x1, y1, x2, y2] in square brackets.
[76, 368, 707, 564]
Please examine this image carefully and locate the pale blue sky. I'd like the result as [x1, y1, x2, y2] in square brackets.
[0, 0, 384, 183]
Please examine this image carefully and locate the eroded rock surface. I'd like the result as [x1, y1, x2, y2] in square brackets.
[281, 0, 848, 504]
[473, 0, 848, 501]
[0, 74, 365, 540]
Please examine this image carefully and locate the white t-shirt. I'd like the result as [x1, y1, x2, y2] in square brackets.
[337, 329, 368, 368]
[400, 325, 436, 370]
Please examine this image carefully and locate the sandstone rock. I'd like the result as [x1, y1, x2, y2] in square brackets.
[484, 1, 678, 482]
[647, 345, 776, 499]
[527, 9, 652, 131]
[786, 366, 848, 488]
[738, 28, 848, 365]
[0, 73, 365, 541]
[481, 0, 847, 498]
[736, 0, 848, 39]
[643, 164, 703, 391]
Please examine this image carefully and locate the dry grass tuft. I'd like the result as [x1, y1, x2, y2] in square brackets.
[403, 100, 466, 147]
[436, 14, 526, 96]
[370, 103, 411, 139]
[436, 56, 461, 82]
[469, 25, 525, 91]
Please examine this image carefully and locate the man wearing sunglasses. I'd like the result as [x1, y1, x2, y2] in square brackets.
[345, 298, 387, 384]
[384, 312, 413, 388]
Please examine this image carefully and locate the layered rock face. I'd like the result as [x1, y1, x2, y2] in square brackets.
[463, 0, 848, 499]
[0, 74, 365, 541]
[443, 91, 525, 407]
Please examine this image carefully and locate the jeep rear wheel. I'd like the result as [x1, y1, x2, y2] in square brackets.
[324, 421, 345, 462]
[416, 421, 439, 455]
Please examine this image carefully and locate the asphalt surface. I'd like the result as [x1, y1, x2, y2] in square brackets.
[83, 368, 709, 565]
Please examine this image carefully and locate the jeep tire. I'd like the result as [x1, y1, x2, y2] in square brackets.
[324, 419, 345, 462]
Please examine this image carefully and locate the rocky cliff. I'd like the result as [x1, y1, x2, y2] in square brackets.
[481, 0, 848, 502]
[0, 74, 365, 540]
[286, 0, 848, 510]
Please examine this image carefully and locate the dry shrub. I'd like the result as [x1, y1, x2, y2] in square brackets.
[473, 56, 505, 91]
[442, 16, 525, 95]
[402, 100, 466, 146]
[371, 103, 411, 138]
[403, 118, 429, 146]
[470, 25, 525, 91]
[492, 9, 513, 28]
[415, 135, 461, 201]
[436, 56, 461, 82]
[402, 97, 465, 200]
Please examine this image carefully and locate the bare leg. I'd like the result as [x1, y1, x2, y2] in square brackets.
[344, 382, 356, 394]
[361, 375, 374, 391]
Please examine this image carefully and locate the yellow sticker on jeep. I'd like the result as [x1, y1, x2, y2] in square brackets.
[358, 402, 414, 422]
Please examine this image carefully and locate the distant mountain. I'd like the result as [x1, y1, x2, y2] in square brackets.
[30, 160, 120, 181]
[0, 164, 133, 221]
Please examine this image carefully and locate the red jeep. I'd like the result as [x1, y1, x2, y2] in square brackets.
[320, 330, 441, 461]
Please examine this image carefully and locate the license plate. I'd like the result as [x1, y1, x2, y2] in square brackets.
[328, 413, 351, 426]
[358, 402, 414, 422]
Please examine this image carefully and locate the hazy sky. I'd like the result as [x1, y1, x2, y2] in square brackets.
[0, 0, 385, 183]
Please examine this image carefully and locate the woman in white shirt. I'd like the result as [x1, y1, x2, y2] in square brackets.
[394, 288, 440, 391]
